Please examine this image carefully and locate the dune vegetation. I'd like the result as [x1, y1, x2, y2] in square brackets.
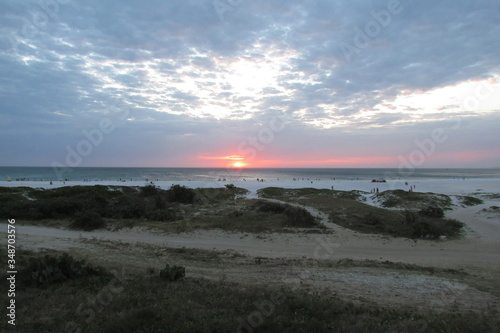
[0, 185, 323, 233]
[258, 187, 464, 239]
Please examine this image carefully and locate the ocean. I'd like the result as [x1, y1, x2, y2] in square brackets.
[1, 167, 499, 182]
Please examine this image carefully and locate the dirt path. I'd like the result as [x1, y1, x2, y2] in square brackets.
[10, 229, 499, 313]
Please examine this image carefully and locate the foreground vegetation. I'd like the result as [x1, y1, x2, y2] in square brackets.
[375, 190, 453, 210]
[1, 249, 498, 333]
[258, 188, 464, 239]
[0, 185, 322, 233]
[0, 184, 468, 237]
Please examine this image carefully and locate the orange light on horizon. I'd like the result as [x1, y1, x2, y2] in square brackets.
[197, 154, 249, 168]
[232, 161, 245, 168]
[198, 155, 245, 161]
[224, 155, 245, 161]
[225, 155, 247, 168]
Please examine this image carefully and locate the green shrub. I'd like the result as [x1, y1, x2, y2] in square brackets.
[20, 253, 108, 286]
[380, 190, 452, 210]
[82, 193, 109, 216]
[284, 206, 316, 227]
[109, 196, 146, 219]
[105, 308, 160, 333]
[253, 200, 287, 213]
[460, 196, 483, 206]
[419, 206, 444, 218]
[141, 184, 161, 197]
[145, 209, 178, 222]
[412, 218, 463, 239]
[444, 218, 464, 230]
[404, 210, 417, 224]
[412, 221, 434, 238]
[36, 197, 83, 219]
[72, 210, 106, 231]
[227, 210, 244, 218]
[194, 187, 250, 204]
[364, 212, 381, 226]
[0, 193, 31, 218]
[154, 195, 167, 209]
[167, 185, 195, 204]
[159, 264, 185, 281]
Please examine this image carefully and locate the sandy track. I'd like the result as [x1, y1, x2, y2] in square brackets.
[10, 226, 498, 313]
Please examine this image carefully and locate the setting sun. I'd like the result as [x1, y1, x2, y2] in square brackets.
[232, 161, 245, 168]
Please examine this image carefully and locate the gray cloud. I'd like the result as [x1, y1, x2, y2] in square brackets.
[0, 0, 499, 167]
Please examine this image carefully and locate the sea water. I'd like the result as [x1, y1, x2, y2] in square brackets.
[1, 166, 499, 182]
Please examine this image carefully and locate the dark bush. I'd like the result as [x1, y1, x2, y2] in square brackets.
[412, 218, 463, 239]
[30, 186, 87, 200]
[105, 308, 160, 333]
[460, 196, 483, 206]
[72, 210, 106, 231]
[159, 264, 185, 281]
[404, 210, 417, 224]
[227, 210, 244, 218]
[445, 218, 464, 230]
[145, 209, 178, 222]
[82, 193, 110, 217]
[253, 200, 287, 213]
[141, 184, 161, 197]
[364, 212, 381, 225]
[35, 197, 84, 219]
[412, 221, 434, 238]
[419, 206, 444, 218]
[284, 206, 316, 227]
[154, 195, 167, 210]
[167, 185, 195, 204]
[0, 193, 31, 218]
[109, 196, 146, 219]
[20, 253, 109, 286]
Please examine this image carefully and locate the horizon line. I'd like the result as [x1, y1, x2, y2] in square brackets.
[1, 166, 499, 170]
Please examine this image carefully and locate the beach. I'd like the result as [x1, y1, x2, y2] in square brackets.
[1, 175, 499, 330]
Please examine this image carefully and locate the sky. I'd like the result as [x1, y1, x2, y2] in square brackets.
[1, 0, 499, 169]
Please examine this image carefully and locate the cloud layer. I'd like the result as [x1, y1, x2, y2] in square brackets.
[1, 0, 499, 168]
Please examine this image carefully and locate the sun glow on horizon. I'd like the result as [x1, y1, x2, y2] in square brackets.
[197, 154, 249, 167]
[232, 161, 245, 168]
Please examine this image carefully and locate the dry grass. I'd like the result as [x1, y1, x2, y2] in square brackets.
[1, 249, 498, 333]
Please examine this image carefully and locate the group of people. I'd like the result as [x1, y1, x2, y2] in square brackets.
[405, 182, 416, 192]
